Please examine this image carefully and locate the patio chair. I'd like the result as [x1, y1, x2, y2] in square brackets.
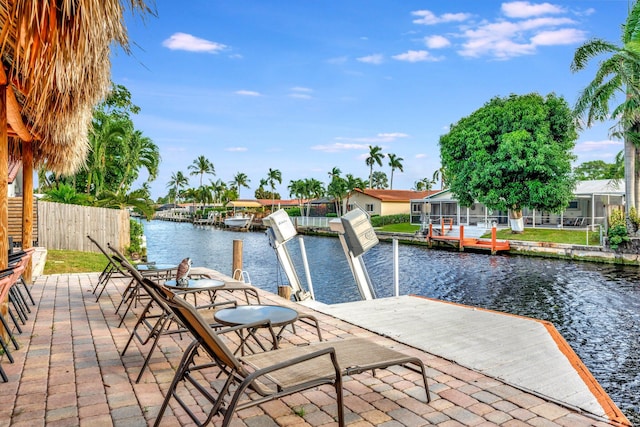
[87, 235, 131, 302]
[116, 258, 235, 383]
[153, 286, 432, 427]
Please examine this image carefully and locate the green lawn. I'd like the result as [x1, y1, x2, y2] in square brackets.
[377, 223, 421, 233]
[485, 227, 602, 246]
[378, 223, 601, 246]
[44, 250, 107, 275]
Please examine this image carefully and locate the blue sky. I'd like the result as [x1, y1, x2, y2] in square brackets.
[110, 1, 629, 200]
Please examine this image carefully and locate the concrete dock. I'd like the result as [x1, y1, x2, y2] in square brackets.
[302, 295, 627, 425]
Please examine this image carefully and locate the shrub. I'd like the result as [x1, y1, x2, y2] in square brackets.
[608, 209, 629, 249]
[370, 214, 410, 227]
[129, 219, 145, 257]
[285, 207, 301, 217]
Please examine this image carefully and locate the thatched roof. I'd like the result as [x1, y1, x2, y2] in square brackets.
[0, 0, 151, 174]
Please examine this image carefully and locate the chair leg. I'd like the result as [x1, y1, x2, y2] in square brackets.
[134, 315, 172, 383]
[20, 277, 36, 306]
[0, 333, 15, 363]
[9, 287, 28, 323]
[0, 312, 19, 351]
[153, 340, 201, 427]
[0, 362, 7, 382]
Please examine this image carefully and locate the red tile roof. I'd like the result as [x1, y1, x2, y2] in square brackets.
[352, 188, 437, 202]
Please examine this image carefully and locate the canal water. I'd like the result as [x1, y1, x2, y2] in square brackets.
[143, 220, 640, 423]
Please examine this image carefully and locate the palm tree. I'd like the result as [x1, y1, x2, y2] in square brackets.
[302, 178, 325, 216]
[371, 171, 389, 189]
[230, 172, 251, 199]
[387, 153, 404, 189]
[345, 174, 366, 212]
[117, 129, 160, 192]
[571, 1, 640, 226]
[266, 168, 282, 210]
[327, 166, 345, 216]
[189, 155, 215, 210]
[188, 155, 216, 188]
[95, 188, 155, 220]
[288, 179, 305, 211]
[432, 167, 448, 190]
[365, 145, 385, 188]
[86, 113, 127, 196]
[167, 171, 189, 204]
[210, 179, 228, 204]
[413, 178, 434, 191]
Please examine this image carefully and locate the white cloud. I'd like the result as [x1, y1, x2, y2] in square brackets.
[235, 90, 262, 96]
[415, 153, 427, 159]
[289, 93, 312, 99]
[289, 87, 313, 99]
[226, 147, 248, 152]
[458, 17, 580, 58]
[574, 139, 622, 154]
[412, 10, 471, 25]
[311, 142, 368, 153]
[312, 133, 409, 152]
[425, 35, 451, 49]
[162, 32, 227, 53]
[531, 28, 586, 46]
[502, 1, 565, 18]
[392, 50, 443, 62]
[357, 53, 384, 64]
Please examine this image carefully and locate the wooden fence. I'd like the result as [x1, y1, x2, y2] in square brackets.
[8, 197, 38, 248]
[37, 201, 130, 253]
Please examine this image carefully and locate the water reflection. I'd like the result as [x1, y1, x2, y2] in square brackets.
[143, 220, 640, 423]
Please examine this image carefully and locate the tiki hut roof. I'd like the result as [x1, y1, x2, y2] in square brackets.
[0, 0, 151, 174]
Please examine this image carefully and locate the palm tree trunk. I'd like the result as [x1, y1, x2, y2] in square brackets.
[624, 136, 636, 232]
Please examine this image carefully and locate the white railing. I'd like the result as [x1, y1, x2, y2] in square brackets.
[291, 216, 332, 229]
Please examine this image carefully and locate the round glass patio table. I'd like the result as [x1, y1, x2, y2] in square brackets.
[136, 263, 177, 271]
[214, 305, 298, 327]
[164, 278, 225, 290]
[214, 305, 299, 354]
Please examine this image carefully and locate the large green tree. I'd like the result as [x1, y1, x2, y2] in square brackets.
[439, 93, 577, 232]
[571, 1, 640, 229]
[573, 156, 624, 181]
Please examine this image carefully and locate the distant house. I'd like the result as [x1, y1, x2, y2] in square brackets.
[410, 179, 624, 228]
[347, 189, 436, 216]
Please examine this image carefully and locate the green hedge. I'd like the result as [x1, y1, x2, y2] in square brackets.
[370, 214, 410, 227]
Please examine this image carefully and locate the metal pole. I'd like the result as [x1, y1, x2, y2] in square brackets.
[298, 236, 315, 300]
[393, 238, 399, 297]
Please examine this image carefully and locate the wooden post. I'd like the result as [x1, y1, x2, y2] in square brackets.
[232, 239, 243, 279]
[0, 82, 8, 270]
[459, 225, 465, 251]
[491, 227, 497, 255]
[22, 139, 33, 283]
[428, 223, 433, 248]
[277, 285, 292, 300]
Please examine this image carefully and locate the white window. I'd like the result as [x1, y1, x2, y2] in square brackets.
[365, 204, 374, 212]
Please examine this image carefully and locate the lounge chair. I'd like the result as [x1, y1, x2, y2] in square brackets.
[152, 284, 431, 427]
[115, 257, 235, 383]
[87, 235, 131, 301]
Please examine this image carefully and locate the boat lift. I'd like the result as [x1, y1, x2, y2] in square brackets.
[329, 208, 379, 300]
[264, 208, 380, 302]
[263, 209, 313, 301]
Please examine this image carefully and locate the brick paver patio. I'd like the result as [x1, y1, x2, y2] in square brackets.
[0, 271, 621, 426]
